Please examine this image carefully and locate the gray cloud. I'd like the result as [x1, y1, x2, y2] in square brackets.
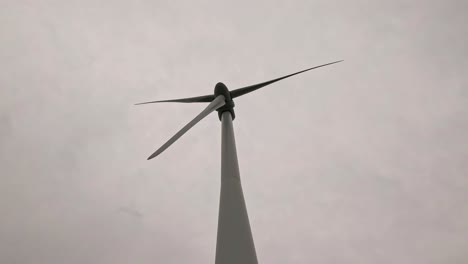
[1, 0, 467, 263]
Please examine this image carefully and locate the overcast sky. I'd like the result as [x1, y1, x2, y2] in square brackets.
[1, 0, 467, 263]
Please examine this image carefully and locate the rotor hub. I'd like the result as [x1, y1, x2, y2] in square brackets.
[214, 82, 236, 120]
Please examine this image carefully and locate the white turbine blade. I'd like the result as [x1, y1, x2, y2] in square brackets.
[147, 95, 226, 160]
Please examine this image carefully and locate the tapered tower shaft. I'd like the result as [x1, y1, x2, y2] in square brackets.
[215, 111, 258, 264]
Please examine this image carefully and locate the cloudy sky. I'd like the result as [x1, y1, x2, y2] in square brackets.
[1, 0, 467, 263]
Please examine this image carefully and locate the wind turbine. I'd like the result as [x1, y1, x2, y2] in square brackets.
[136, 60, 342, 264]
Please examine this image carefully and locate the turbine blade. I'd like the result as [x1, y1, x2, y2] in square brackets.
[135, 94, 215, 105]
[230, 60, 343, 98]
[147, 95, 226, 160]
